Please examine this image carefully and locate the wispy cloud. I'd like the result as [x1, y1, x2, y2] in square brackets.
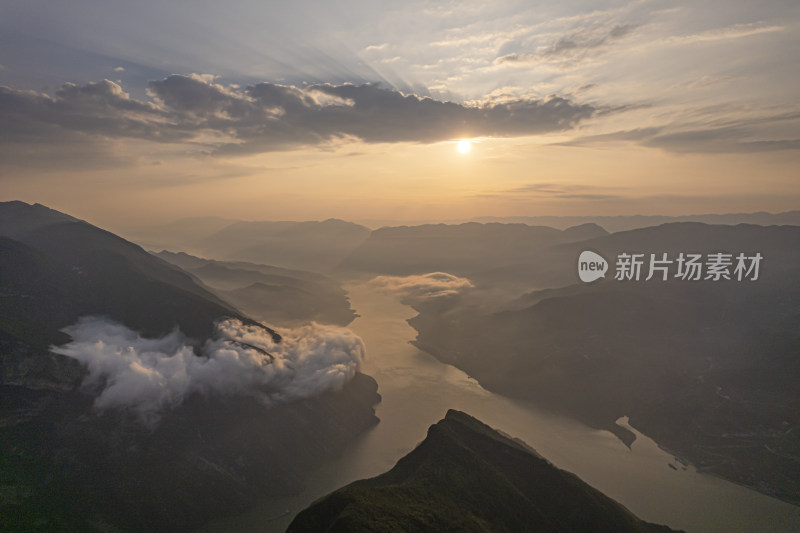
[364, 43, 388, 52]
[495, 23, 640, 65]
[556, 110, 800, 154]
[477, 182, 624, 201]
[661, 22, 784, 46]
[643, 130, 800, 154]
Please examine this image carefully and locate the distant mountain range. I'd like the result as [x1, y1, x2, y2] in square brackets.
[122, 218, 371, 273]
[350, 210, 800, 231]
[410, 222, 800, 505]
[338, 220, 800, 289]
[336, 221, 609, 287]
[0, 201, 380, 531]
[156, 251, 357, 326]
[470, 210, 800, 232]
[118, 210, 798, 275]
[288, 410, 681, 533]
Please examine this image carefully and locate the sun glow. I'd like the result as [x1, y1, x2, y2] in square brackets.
[457, 140, 472, 154]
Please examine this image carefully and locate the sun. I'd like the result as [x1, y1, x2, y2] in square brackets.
[456, 140, 472, 154]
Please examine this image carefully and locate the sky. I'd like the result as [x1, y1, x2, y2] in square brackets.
[1, 0, 798, 228]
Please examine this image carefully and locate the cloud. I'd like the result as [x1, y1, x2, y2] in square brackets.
[495, 23, 639, 66]
[51, 317, 364, 425]
[0, 75, 596, 160]
[557, 122, 800, 154]
[476, 182, 623, 201]
[643, 130, 800, 154]
[542, 24, 638, 58]
[364, 43, 388, 52]
[148, 76, 596, 151]
[0, 80, 185, 144]
[660, 22, 784, 46]
[369, 272, 474, 304]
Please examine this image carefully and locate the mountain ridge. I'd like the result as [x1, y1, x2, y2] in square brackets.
[0, 201, 380, 531]
[288, 410, 681, 533]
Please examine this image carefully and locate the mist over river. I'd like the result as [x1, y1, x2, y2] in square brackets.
[199, 283, 800, 533]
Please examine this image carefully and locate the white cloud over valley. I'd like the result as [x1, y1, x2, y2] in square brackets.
[52, 317, 365, 425]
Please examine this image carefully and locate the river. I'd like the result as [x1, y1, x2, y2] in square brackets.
[199, 282, 800, 533]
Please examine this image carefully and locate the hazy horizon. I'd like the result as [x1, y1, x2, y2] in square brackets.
[8, 201, 800, 237]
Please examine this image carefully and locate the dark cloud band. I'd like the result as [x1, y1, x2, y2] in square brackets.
[1, 75, 596, 156]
